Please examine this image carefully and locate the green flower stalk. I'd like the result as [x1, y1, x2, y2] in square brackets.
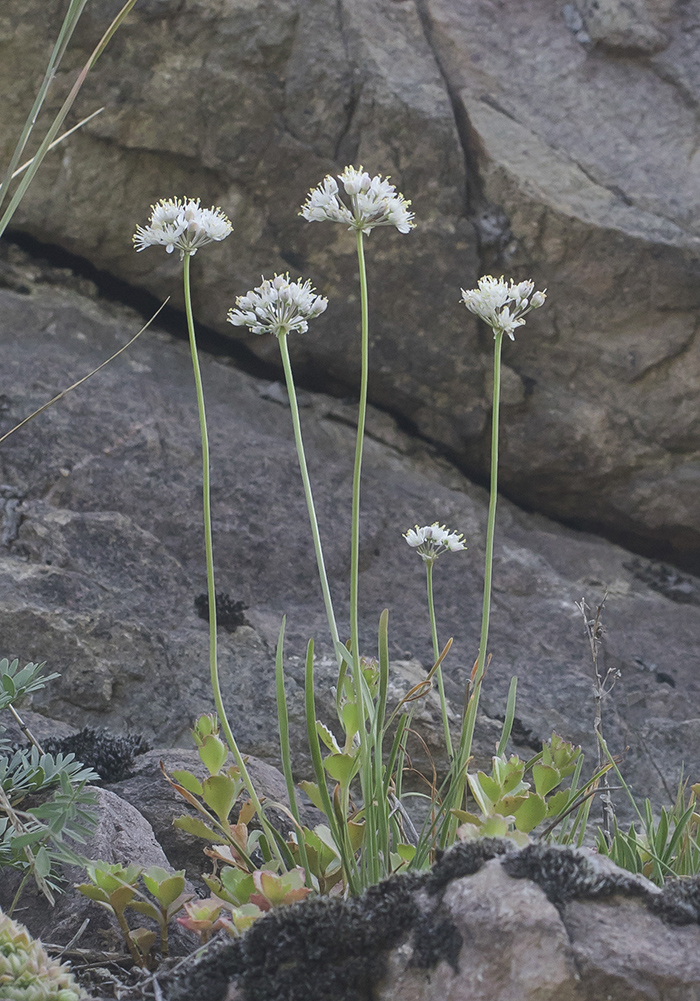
[133, 198, 281, 863]
[301, 167, 415, 885]
[227, 273, 339, 655]
[301, 166, 414, 674]
[403, 522, 467, 757]
[456, 276, 547, 788]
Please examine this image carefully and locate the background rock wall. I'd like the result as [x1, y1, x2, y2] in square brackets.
[2, 0, 700, 566]
[0, 262, 699, 811]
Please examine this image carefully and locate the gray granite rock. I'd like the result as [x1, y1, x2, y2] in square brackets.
[0, 787, 197, 957]
[166, 846, 700, 1001]
[4, 0, 700, 562]
[0, 273, 699, 821]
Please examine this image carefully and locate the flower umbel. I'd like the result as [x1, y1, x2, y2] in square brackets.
[404, 523, 466, 564]
[300, 165, 415, 235]
[227, 273, 328, 337]
[461, 275, 546, 340]
[133, 197, 232, 260]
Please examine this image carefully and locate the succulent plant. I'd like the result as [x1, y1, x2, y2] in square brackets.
[0, 910, 83, 1001]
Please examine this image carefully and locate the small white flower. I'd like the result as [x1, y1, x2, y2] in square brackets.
[461, 275, 546, 340]
[133, 197, 232, 260]
[227, 273, 328, 337]
[404, 522, 466, 564]
[300, 164, 415, 236]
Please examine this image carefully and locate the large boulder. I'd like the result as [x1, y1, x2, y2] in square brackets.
[0, 786, 197, 956]
[164, 843, 700, 1001]
[0, 255, 699, 814]
[3, 0, 700, 563]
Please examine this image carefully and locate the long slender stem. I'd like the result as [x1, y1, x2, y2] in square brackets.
[350, 229, 370, 669]
[460, 331, 503, 755]
[432, 329, 505, 841]
[426, 561, 453, 758]
[277, 333, 340, 656]
[348, 229, 373, 884]
[183, 255, 219, 727]
[182, 256, 282, 864]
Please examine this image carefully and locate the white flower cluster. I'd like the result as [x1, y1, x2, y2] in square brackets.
[404, 523, 466, 563]
[133, 197, 232, 260]
[301, 165, 415, 236]
[227, 273, 328, 337]
[461, 276, 546, 340]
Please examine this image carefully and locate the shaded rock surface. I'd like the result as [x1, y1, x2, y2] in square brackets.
[1, 1, 700, 564]
[0, 786, 197, 957]
[0, 270, 699, 815]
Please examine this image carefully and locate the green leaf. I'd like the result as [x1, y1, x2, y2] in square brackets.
[33, 845, 51, 879]
[230, 902, 264, 933]
[298, 781, 327, 814]
[171, 770, 204, 797]
[142, 867, 186, 907]
[323, 752, 358, 785]
[340, 702, 359, 740]
[202, 774, 238, 824]
[316, 722, 341, 754]
[1, 674, 15, 697]
[479, 815, 510, 837]
[173, 815, 223, 842]
[514, 793, 547, 833]
[199, 734, 229, 776]
[219, 867, 255, 905]
[396, 843, 416, 863]
[129, 927, 157, 958]
[129, 899, 161, 923]
[110, 884, 137, 912]
[7, 830, 44, 850]
[477, 772, 502, 804]
[532, 763, 561, 797]
[76, 883, 110, 904]
[495, 794, 528, 816]
[545, 789, 571, 819]
[312, 824, 342, 860]
[467, 772, 497, 814]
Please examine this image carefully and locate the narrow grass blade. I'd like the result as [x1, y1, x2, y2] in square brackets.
[274, 617, 311, 886]
[304, 639, 359, 894]
[496, 676, 518, 757]
[0, 0, 139, 240]
[0, 0, 89, 208]
[0, 298, 169, 445]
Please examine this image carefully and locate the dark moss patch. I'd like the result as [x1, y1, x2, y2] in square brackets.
[502, 844, 646, 905]
[411, 914, 463, 972]
[40, 727, 150, 783]
[425, 837, 512, 895]
[167, 873, 433, 1001]
[195, 592, 248, 632]
[650, 877, 700, 925]
[167, 936, 246, 1001]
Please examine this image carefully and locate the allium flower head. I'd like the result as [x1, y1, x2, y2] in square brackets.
[133, 197, 232, 260]
[404, 523, 466, 564]
[461, 275, 547, 340]
[227, 273, 328, 337]
[301, 165, 415, 236]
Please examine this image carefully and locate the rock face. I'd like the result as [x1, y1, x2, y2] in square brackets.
[0, 786, 197, 956]
[2, 0, 700, 564]
[0, 262, 700, 815]
[166, 843, 700, 1001]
